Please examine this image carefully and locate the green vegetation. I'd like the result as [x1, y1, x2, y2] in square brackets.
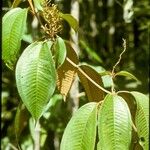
[2, 0, 149, 149]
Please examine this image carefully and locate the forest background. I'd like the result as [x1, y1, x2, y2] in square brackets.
[1, 0, 149, 149]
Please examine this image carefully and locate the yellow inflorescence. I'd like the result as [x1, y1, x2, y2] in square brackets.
[42, 0, 62, 40]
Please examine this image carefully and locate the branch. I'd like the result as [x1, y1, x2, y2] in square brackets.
[28, 0, 36, 15]
[66, 57, 111, 95]
[34, 120, 40, 150]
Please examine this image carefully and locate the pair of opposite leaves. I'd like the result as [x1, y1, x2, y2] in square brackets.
[61, 92, 149, 150]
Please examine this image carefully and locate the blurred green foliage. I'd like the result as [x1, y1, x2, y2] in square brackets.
[2, 0, 149, 149]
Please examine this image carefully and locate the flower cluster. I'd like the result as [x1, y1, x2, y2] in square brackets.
[42, 0, 62, 40]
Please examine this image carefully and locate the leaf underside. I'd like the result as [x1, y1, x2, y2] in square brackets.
[78, 65, 104, 102]
[98, 94, 132, 150]
[15, 41, 56, 120]
[60, 102, 97, 150]
[54, 36, 67, 68]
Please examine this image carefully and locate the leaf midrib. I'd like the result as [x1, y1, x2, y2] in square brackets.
[34, 45, 44, 119]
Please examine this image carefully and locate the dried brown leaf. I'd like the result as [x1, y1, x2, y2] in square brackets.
[57, 42, 78, 100]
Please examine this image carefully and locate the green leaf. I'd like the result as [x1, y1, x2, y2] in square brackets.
[59, 13, 79, 32]
[130, 92, 149, 150]
[60, 102, 97, 150]
[98, 94, 132, 150]
[15, 41, 56, 120]
[78, 65, 104, 102]
[2, 8, 28, 70]
[54, 36, 67, 68]
[115, 71, 139, 81]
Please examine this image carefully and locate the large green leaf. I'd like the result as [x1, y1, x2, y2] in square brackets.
[2, 8, 28, 70]
[130, 91, 149, 150]
[59, 13, 79, 32]
[60, 102, 97, 150]
[54, 36, 67, 68]
[15, 41, 56, 120]
[98, 94, 132, 150]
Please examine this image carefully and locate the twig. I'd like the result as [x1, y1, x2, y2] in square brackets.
[117, 90, 131, 94]
[112, 38, 126, 74]
[28, 0, 36, 14]
[27, 0, 44, 28]
[66, 57, 111, 94]
[111, 38, 127, 92]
